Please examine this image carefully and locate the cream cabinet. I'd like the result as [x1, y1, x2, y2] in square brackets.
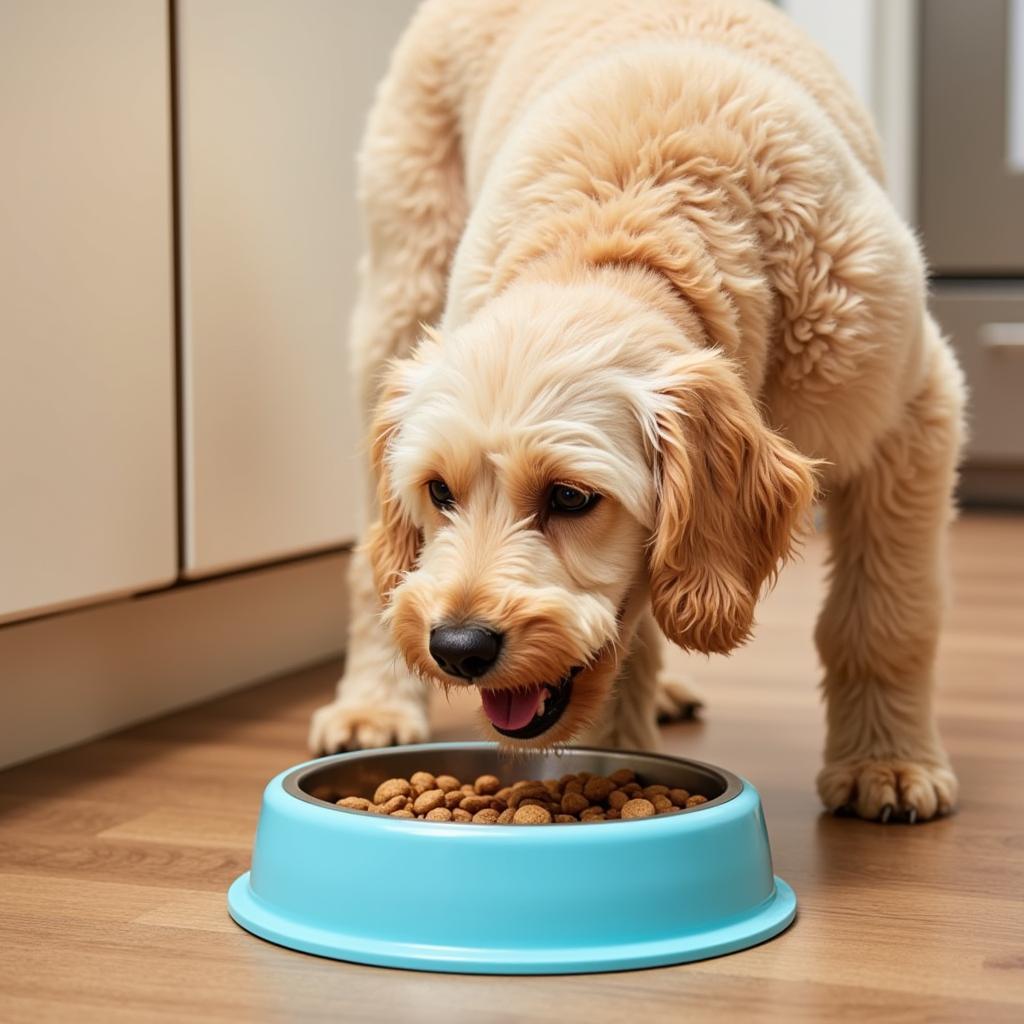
[0, 0, 177, 623]
[176, 0, 418, 576]
[1, 1, 417, 626]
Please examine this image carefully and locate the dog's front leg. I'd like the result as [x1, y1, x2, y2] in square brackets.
[309, 547, 429, 753]
[815, 333, 963, 822]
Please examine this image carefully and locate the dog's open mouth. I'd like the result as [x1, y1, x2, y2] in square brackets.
[479, 667, 581, 739]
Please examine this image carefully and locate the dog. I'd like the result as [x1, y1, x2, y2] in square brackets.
[309, 0, 964, 823]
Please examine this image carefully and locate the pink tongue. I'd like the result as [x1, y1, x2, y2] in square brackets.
[480, 685, 545, 731]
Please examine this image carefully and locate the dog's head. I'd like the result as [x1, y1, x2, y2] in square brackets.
[366, 283, 815, 746]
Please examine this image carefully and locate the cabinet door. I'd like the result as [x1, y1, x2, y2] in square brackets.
[0, 0, 176, 624]
[177, 0, 417, 577]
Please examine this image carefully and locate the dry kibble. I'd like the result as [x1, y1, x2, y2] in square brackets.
[412, 788, 445, 815]
[508, 784, 549, 808]
[337, 796, 370, 811]
[335, 766, 711, 825]
[621, 798, 657, 819]
[583, 777, 616, 803]
[608, 790, 628, 810]
[474, 774, 501, 795]
[513, 804, 553, 824]
[561, 792, 590, 816]
[373, 778, 411, 804]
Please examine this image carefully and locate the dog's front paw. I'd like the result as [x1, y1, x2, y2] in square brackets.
[308, 698, 429, 755]
[655, 674, 704, 723]
[817, 756, 958, 823]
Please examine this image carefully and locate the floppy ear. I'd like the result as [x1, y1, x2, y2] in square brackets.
[647, 350, 817, 654]
[364, 360, 422, 605]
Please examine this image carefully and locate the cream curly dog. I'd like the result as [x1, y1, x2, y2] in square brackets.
[310, 0, 964, 823]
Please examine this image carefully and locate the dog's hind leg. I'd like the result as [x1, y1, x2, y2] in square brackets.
[815, 324, 965, 822]
[309, 6, 468, 753]
[655, 669, 705, 724]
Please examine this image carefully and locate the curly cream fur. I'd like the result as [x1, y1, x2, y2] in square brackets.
[309, 0, 965, 823]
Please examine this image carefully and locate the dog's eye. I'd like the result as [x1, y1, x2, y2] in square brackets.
[549, 485, 600, 515]
[428, 478, 455, 510]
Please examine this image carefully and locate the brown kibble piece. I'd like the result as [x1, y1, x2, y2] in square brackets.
[609, 768, 636, 786]
[561, 792, 589, 816]
[563, 779, 584, 795]
[508, 784, 549, 808]
[580, 806, 606, 821]
[378, 795, 408, 814]
[474, 774, 501, 795]
[460, 783, 475, 795]
[390, 808, 415, 818]
[410, 771, 435, 791]
[643, 784, 670, 799]
[513, 804, 553, 824]
[435, 775, 461, 793]
[490, 798, 507, 813]
[413, 788, 445, 815]
[444, 790, 464, 809]
[497, 808, 515, 824]
[373, 778, 411, 804]
[608, 790, 628, 810]
[621, 798, 657, 819]
[558, 773, 578, 787]
[517, 798, 553, 811]
[472, 808, 500, 824]
[336, 796, 370, 811]
[554, 814, 577, 823]
[668, 788, 690, 807]
[452, 808, 473, 822]
[425, 807, 453, 822]
[583, 777, 615, 802]
[686, 794, 708, 808]
[605, 808, 621, 819]
[495, 787, 514, 802]
[653, 794, 675, 813]
[459, 795, 491, 814]
[621, 782, 642, 796]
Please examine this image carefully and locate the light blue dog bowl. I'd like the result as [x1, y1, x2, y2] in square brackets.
[228, 743, 795, 973]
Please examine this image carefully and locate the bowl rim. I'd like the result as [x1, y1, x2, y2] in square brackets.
[281, 741, 744, 826]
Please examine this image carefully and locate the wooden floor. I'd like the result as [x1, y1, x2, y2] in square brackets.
[1, 513, 1022, 1022]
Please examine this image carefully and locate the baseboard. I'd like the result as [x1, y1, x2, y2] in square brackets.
[0, 550, 349, 769]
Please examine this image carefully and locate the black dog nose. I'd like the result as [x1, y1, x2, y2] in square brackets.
[429, 625, 502, 680]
